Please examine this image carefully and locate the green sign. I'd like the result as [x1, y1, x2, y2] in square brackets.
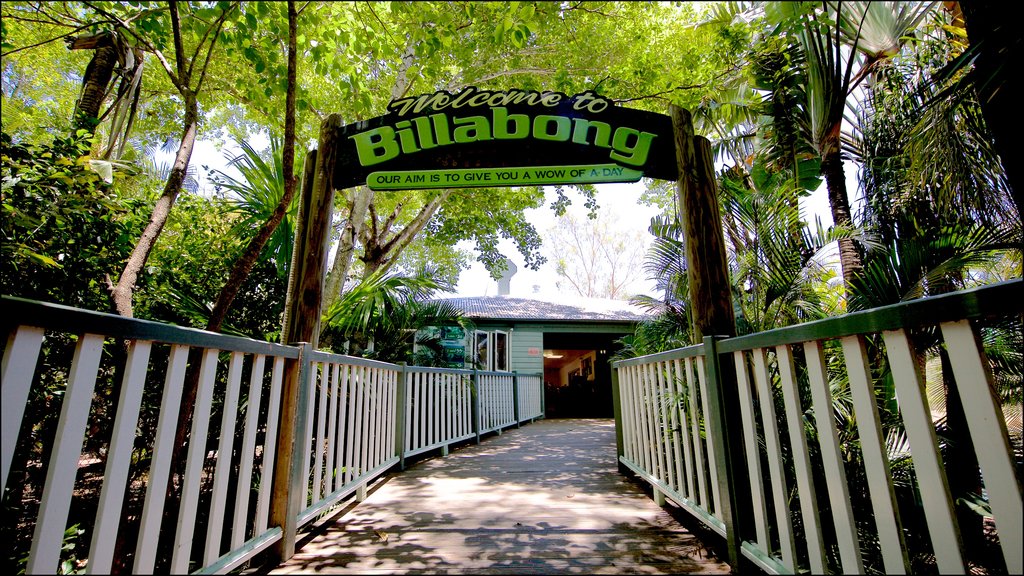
[367, 164, 643, 190]
[333, 87, 678, 190]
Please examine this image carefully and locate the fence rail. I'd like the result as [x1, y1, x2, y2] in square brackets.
[0, 295, 543, 575]
[612, 279, 1023, 575]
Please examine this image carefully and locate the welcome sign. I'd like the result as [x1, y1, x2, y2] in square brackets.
[333, 87, 679, 190]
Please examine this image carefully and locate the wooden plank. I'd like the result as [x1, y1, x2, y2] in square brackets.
[733, 350, 768, 549]
[1, 325, 44, 492]
[665, 360, 684, 495]
[88, 340, 152, 574]
[334, 364, 349, 488]
[135, 344, 189, 573]
[775, 344, 826, 574]
[841, 335, 909, 574]
[618, 366, 635, 463]
[687, 356, 708, 509]
[882, 329, 964, 574]
[269, 419, 730, 576]
[206, 351, 245, 564]
[638, 363, 657, 478]
[255, 356, 286, 534]
[677, 359, 696, 501]
[313, 362, 329, 503]
[171, 347, 220, 574]
[651, 362, 669, 487]
[751, 348, 797, 570]
[410, 372, 420, 452]
[805, 340, 863, 573]
[694, 356, 722, 518]
[619, 366, 634, 463]
[326, 363, 340, 494]
[940, 320, 1023, 574]
[345, 365, 360, 484]
[28, 333, 104, 575]
[233, 354, 267, 548]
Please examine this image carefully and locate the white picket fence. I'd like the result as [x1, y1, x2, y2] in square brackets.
[613, 279, 1023, 575]
[0, 296, 543, 574]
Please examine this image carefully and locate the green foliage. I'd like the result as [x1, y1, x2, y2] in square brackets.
[0, 130, 139, 310]
[135, 191, 287, 339]
[209, 135, 299, 279]
[322, 266, 465, 363]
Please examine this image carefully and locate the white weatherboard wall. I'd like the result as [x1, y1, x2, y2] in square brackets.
[510, 328, 543, 374]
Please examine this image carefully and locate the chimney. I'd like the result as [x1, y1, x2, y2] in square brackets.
[497, 257, 518, 296]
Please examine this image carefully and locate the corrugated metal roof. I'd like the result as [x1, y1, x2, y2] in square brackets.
[434, 295, 649, 322]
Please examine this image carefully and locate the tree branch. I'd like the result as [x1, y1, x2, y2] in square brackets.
[612, 65, 745, 104]
[192, 3, 236, 96]
[169, 1, 187, 80]
[82, 0, 178, 84]
[465, 68, 555, 85]
[379, 191, 451, 262]
[1, 23, 96, 57]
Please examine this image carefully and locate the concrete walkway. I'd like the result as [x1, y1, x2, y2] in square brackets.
[268, 418, 730, 574]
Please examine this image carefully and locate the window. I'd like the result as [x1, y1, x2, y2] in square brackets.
[475, 330, 490, 370]
[474, 330, 510, 371]
[494, 331, 508, 371]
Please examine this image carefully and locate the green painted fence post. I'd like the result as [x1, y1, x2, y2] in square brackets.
[395, 362, 408, 471]
[270, 342, 312, 562]
[472, 368, 482, 444]
[702, 335, 749, 571]
[512, 371, 521, 428]
[611, 363, 627, 475]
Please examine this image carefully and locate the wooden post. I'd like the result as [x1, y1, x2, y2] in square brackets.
[269, 343, 311, 562]
[669, 105, 735, 342]
[512, 371, 521, 428]
[271, 115, 342, 563]
[611, 364, 627, 475]
[471, 368, 482, 444]
[395, 362, 408, 471]
[281, 114, 342, 348]
[671, 105, 748, 570]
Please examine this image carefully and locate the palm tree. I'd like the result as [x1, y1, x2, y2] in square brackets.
[321, 266, 467, 364]
[758, 1, 937, 288]
[209, 136, 299, 279]
[847, 8, 1023, 568]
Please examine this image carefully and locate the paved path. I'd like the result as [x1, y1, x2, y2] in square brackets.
[269, 418, 730, 574]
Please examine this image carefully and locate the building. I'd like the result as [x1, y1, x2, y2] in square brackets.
[422, 293, 648, 418]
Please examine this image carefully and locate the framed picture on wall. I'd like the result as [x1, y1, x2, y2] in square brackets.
[582, 355, 593, 380]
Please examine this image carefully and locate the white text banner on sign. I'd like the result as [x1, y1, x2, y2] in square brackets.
[366, 164, 643, 191]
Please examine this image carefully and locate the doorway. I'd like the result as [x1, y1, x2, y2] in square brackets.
[541, 332, 624, 418]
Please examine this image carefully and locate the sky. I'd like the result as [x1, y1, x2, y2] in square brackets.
[446, 183, 662, 299]
[447, 178, 837, 300]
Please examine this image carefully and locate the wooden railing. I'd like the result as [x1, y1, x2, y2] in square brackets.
[612, 279, 1023, 575]
[1, 296, 543, 574]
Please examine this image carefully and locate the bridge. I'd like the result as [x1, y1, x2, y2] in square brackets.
[2, 279, 1022, 575]
[267, 418, 727, 574]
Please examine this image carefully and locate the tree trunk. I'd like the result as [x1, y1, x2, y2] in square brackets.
[108, 91, 198, 317]
[206, 0, 299, 333]
[821, 151, 862, 288]
[69, 32, 118, 131]
[322, 187, 373, 313]
[360, 191, 451, 280]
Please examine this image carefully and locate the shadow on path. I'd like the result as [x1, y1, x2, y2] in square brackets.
[260, 418, 732, 575]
